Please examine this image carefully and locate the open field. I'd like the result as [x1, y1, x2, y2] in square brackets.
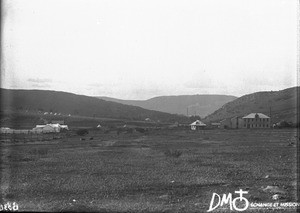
[0, 110, 171, 130]
[0, 128, 298, 212]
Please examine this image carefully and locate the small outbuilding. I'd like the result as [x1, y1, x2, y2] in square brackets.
[60, 125, 69, 130]
[219, 116, 244, 129]
[0, 127, 13, 134]
[190, 120, 206, 130]
[220, 118, 231, 129]
[230, 116, 244, 129]
[211, 122, 221, 128]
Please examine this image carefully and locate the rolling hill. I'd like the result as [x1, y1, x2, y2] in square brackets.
[204, 87, 299, 124]
[98, 95, 237, 118]
[0, 88, 189, 125]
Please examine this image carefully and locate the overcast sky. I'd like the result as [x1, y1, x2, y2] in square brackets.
[2, 0, 298, 99]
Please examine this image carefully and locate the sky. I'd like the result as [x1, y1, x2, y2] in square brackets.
[1, 0, 298, 100]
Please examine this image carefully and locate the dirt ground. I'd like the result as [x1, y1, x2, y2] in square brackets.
[0, 128, 298, 212]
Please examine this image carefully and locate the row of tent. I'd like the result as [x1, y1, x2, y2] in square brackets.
[43, 112, 72, 116]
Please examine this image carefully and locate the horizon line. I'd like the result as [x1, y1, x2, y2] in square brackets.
[0, 86, 298, 101]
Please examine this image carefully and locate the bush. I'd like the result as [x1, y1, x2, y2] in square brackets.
[135, 127, 147, 133]
[117, 128, 123, 135]
[28, 148, 49, 157]
[126, 128, 134, 134]
[76, 129, 89, 136]
[104, 130, 110, 134]
[275, 121, 293, 128]
[164, 149, 183, 158]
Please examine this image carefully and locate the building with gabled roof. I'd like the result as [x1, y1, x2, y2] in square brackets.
[219, 116, 244, 129]
[32, 123, 69, 133]
[190, 120, 206, 130]
[220, 118, 231, 129]
[243, 113, 270, 119]
[242, 113, 270, 128]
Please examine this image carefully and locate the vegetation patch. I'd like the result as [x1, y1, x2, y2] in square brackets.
[76, 129, 89, 136]
[164, 149, 183, 158]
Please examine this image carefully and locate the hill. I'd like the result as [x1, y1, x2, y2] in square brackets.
[0, 88, 189, 127]
[98, 95, 237, 118]
[204, 87, 299, 124]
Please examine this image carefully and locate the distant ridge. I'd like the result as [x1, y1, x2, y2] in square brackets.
[0, 88, 188, 123]
[97, 94, 237, 118]
[204, 87, 299, 124]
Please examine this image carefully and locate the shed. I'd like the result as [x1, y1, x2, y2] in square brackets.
[220, 118, 231, 129]
[60, 125, 69, 130]
[211, 122, 221, 128]
[230, 116, 244, 129]
[190, 120, 206, 130]
[0, 127, 13, 134]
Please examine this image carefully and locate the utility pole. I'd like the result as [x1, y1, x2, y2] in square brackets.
[269, 106, 272, 128]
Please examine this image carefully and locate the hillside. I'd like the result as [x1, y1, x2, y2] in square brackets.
[204, 87, 299, 124]
[98, 95, 237, 118]
[0, 89, 189, 126]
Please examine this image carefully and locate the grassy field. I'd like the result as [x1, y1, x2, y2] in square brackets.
[0, 128, 298, 212]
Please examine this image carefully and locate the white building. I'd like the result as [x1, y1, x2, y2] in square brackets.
[60, 125, 69, 130]
[1, 128, 30, 134]
[0, 127, 13, 134]
[32, 123, 69, 133]
[190, 120, 206, 130]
